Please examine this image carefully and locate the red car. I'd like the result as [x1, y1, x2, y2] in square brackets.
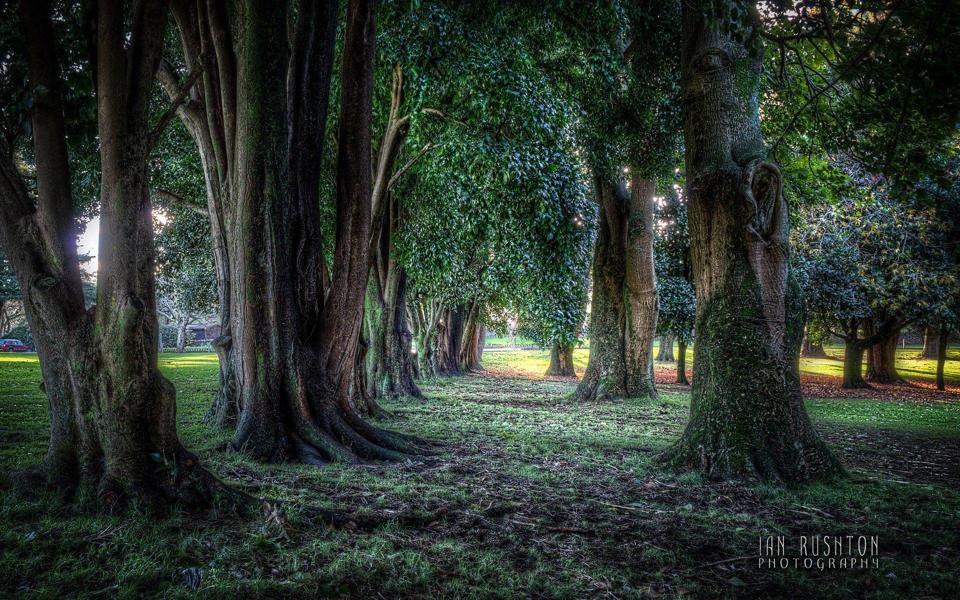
[0, 339, 31, 352]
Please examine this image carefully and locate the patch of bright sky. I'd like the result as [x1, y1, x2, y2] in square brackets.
[76, 209, 170, 276]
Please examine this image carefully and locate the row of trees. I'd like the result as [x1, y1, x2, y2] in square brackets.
[0, 0, 958, 512]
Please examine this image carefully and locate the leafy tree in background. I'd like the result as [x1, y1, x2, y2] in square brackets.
[155, 209, 218, 353]
[794, 195, 956, 388]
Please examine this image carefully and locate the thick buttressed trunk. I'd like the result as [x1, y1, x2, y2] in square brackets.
[227, 0, 418, 464]
[546, 343, 577, 377]
[663, 0, 840, 482]
[459, 301, 484, 372]
[921, 326, 939, 359]
[676, 340, 689, 385]
[0, 0, 222, 507]
[866, 329, 902, 384]
[574, 175, 658, 402]
[92, 0, 222, 507]
[842, 340, 869, 389]
[657, 336, 675, 361]
[801, 334, 828, 358]
[936, 325, 949, 391]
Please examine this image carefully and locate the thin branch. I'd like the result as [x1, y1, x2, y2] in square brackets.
[387, 142, 439, 191]
[155, 188, 207, 215]
[422, 107, 468, 128]
[149, 57, 205, 148]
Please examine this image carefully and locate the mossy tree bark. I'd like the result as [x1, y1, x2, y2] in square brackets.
[213, 0, 418, 464]
[363, 212, 422, 406]
[546, 343, 577, 377]
[662, 0, 841, 482]
[574, 174, 658, 402]
[408, 297, 437, 378]
[0, 0, 222, 508]
[358, 66, 424, 413]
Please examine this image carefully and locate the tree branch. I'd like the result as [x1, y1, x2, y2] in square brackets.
[150, 58, 205, 148]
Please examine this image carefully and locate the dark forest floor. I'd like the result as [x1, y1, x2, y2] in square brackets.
[1, 352, 959, 598]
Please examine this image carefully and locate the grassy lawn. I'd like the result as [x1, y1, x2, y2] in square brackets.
[1, 351, 959, 598]
[483, 343, 960, 384]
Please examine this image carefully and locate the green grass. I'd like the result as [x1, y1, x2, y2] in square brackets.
[482, 343, 960, 385]
[1, 351, 959, 598]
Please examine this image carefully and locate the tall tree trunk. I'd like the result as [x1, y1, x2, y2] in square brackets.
[866, 330, 902, 384]
[227, 0, 417, 464]
[676, 340, 689, 385]
[842, 339, 869, 389]
[165, 0, 241, 428]
[657, 335, 675, 361]
[573, 175, 658, 401]
[364, 266, 422, 404]
[410, 298, 441, 379]
[624, 175, 658, 397]
[546, 343, 576, 377]
[936, 325, 949, 391]
[0, 0, 224, 508]
[92, 0, 221, 506]
[663, 0, 840, 482]
[921, 326, 939, 359]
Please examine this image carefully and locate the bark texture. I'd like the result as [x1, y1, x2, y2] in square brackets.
[865, 329, 902, 384]
[546, 343, 577, 377]
[164, 0, 241, 427]
[225, 0, 420, 464]
[0, 0, 222, 508]
[459, 301, 484, 372]
[663, 0, 841, 482]
[573, 175, 657, 402]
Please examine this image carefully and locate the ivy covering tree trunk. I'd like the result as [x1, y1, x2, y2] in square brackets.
[662, 0, 841, 482]
[573, 174, 657, 402]
[546, 343, 576, 377]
